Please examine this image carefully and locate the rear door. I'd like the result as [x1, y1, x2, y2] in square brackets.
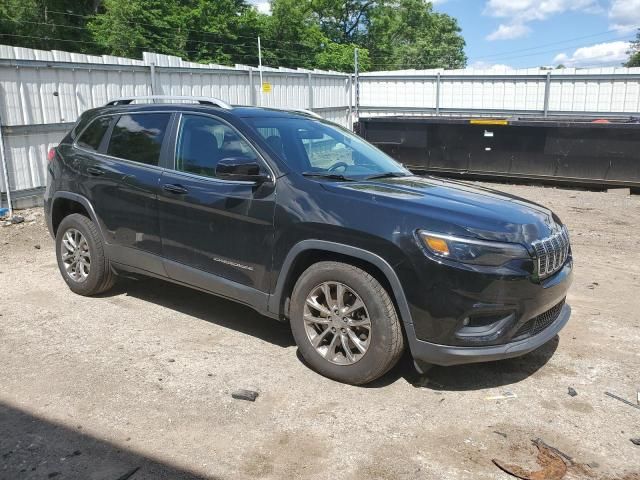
[158, 113, 277, 294]
[76, 112, 173, 274]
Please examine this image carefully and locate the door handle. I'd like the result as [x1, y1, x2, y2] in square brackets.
[87, 166, 105, 176]
[162, 183, 189, 195]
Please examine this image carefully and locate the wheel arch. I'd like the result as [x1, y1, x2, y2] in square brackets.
[269, 240, 414, 329]
[51, 192, 103, 238]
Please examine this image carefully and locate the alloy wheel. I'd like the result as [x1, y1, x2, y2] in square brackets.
[60, 228, 91, 283]
[303, 281, 371, 365]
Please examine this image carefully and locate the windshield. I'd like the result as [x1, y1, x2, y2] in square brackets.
[245, 116, 410, 180]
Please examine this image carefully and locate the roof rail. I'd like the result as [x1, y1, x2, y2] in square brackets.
[282, 108, 322, 119]
[105, 95, 232, 109]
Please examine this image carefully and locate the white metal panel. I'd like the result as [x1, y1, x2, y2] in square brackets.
[1, 128, 66, 192]
[0, 45, 351, 194]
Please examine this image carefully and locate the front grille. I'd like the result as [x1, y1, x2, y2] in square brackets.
[532, 226, 570, 279]
[514, 299, 565, 339]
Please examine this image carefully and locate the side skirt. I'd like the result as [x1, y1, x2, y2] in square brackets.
[106, 244, 276, 320]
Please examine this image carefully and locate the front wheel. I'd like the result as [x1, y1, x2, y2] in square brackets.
[290, 261, 404, 385]
[55, 213, 115, 296]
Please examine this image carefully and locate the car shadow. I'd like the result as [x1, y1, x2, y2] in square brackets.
[102, 278, 559, 391]
[366, 335, 560, 391]
[104, 278, 296, 348]
[0, 401, 209, 480]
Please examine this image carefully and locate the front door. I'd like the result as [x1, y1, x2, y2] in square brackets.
[158, 113, 276, 295]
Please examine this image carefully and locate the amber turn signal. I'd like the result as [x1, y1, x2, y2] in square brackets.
[423, 236, 450, 256]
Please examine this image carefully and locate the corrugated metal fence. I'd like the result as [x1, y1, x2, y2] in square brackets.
[0, 45, 352, 204]
[358, 67, 640, 118]
[2, 45, 640, 207]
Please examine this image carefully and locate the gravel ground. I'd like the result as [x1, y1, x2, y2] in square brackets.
[0, 182, 639, 480]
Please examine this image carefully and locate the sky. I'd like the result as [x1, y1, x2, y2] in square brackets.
[248, 0, 640, 69]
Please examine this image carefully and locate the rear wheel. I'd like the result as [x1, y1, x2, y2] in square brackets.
[55, 213, 115, 296]
[290, 261, 404, 384]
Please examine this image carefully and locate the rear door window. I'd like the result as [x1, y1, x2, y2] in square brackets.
[77, 116, 112, 151]
[107, 113, 170, 166]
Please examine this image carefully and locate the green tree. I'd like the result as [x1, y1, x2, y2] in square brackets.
[0, 0, 98, 52]
[315, 42, 370, 71]
[626, 29, 640, 67]
[312, 0, 378, 43]
[366, 0, 466, 70]
[1, 0, 465, 72]
[88, 0, 189, 58]
[183, 0, 262, 65]
[261, 0, 323, 69]
[262, 0, 371, 72]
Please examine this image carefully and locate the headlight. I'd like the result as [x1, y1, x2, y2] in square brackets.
[417, 230, 530, 267]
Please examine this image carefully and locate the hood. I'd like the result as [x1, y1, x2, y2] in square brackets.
[322, 175, 562, 244]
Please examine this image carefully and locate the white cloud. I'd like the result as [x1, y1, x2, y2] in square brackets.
[484, 0, 601, 41]
[553, 40, 631, 66]
[250, 1, 271, 15]
[470, 61, 515, 70]
[609, 0, 640, 32]
[486, 23, 531, 40]
[485, 0, 600, 21]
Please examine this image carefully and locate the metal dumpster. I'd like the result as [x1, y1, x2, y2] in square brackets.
[356, 116, 640, 189]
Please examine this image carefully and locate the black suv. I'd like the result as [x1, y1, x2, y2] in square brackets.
[45, 96, 573, 385]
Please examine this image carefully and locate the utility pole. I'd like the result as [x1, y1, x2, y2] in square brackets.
[258, 36, 264, 107]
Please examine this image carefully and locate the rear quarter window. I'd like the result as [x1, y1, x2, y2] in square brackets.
[76, 116, 112, 151]
[107, 113, 171, 166]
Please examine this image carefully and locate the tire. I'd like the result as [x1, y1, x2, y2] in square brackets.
[290, 261, 404, 385]
[55, 213, 116, 296]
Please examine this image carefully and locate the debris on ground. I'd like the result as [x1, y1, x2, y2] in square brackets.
[605, 391, 640, 411]
[493, 431, 508, 438]
[493, 439, 568, 480]
[114, 466, 140, 480]
[231, 389, 259, 402]
[568, 387, 578, 397]
[631, 438, 640, 446]
[34, 244, 41, 250]
[485, 391, 517, 401]
[534, 438, 573, 464]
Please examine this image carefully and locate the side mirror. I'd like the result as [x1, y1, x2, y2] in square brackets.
[215, 157, 269, 183]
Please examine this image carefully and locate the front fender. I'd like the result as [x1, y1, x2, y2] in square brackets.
[268, 239, 415, 331]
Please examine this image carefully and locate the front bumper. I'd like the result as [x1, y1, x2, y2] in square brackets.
[407, 303, 571, 367]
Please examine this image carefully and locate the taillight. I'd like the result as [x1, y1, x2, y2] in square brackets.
[47, 147, 57, 162]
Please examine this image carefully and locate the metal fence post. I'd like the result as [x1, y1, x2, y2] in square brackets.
[0, 113, 12, 217]
[436, 72, 441, 116]
[354, 48, 360, 120]
[149, 62, 157, 95]
[308, 73, 313, 110]
[249, 68, 256, 106]
[543, 71, 551, 118]
[348, 75, 353, 130]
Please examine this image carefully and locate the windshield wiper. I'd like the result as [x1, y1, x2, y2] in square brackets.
[302, 172, 356, 181]
[363, 171, 411, 180]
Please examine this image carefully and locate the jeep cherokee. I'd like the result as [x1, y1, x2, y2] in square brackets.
[45, 96, 573, 385]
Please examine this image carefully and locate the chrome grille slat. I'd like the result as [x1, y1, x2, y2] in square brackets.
[532, 226, 570, 279]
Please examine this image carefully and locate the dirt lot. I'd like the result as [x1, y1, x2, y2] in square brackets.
[1, 182, 639, 480]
